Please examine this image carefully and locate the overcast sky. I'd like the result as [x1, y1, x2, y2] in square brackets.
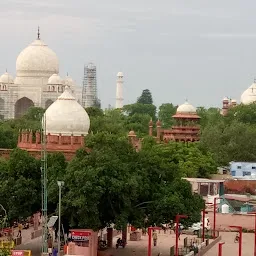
[0, 0, 256, 108]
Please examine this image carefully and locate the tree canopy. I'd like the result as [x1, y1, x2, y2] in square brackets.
[137, 89, 153, 104]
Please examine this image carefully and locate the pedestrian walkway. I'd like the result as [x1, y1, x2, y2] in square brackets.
[106, 232, 197, 256]
[205, 232, 254, 256]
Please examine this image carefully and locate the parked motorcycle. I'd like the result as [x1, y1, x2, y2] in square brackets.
[116, 238, 126, 249]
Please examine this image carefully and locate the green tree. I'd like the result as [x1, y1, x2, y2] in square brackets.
[0, 148, 41, 220]
[137, 89, 153, 104]
[123, 103, 156, 120]
[158, 103, 177, 128]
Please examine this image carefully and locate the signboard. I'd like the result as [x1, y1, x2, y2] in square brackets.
[47, 216, 58, 227]
[12, 250, 24, 256]
[71, 231, 91, 241]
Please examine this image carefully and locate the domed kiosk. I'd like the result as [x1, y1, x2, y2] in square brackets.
[17, 87, 90, 160]
[145, 100, 201, 143]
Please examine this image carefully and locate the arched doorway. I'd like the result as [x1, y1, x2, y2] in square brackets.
[0, 98, 4, 120]
[45, 99, 54, 109]
[15, 97, 34, 118]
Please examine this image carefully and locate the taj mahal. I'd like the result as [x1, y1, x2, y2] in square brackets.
[0, 29, 82, 120]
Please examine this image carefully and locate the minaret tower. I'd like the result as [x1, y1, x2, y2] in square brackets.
[116, 72, 124, 109]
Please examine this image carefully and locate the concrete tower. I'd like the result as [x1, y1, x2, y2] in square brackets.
[116, 72, 124, 109]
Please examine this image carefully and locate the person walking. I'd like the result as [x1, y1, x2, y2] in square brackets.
[17, 223, 22, 237]
[152, 230, 158, 246]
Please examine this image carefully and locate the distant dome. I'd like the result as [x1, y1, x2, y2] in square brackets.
[44, 86, 90, 136]
[241, 82, 256, 105]
[0, 72, 14, 84]
[48, 74, 62, 85]
[63, 75, 74, 87]
[223, 97, 229, 102]
[176, 101, 197, 114]
[16, 37, 59, 77]
[117, 72, 123, 77]
[231, 99, 237, 103]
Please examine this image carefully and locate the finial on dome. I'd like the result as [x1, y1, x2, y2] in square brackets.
[254, 77, 256, 83]
[67, 72, 69, 76]
[37, 26, 40, 40]
[5, 68, 7, 72]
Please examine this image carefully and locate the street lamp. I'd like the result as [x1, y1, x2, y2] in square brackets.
[213, 197, 223, 238]
[218, 242, 225, 256]
[202, 202, 212, 242]
[175, 215, 188, 256]
[230, 225, 242, 256]
[57, 181, 64, 256]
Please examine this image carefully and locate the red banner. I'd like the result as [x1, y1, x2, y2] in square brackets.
[71, 231, 91, 241]
[12, 251, 24, 256]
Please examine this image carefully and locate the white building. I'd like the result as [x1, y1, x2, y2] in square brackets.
[0, 30, 82, 119]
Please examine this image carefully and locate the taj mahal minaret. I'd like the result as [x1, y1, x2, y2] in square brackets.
[0, 28, 82, 120]
[115, 72, 124, 109]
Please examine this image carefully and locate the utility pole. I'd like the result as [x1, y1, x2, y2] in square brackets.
[41, 114, 48, 255]
[57, 181, 64, 256]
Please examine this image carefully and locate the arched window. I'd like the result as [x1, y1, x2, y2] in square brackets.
[45, 99, 54, 109]
[15, 97, 34, 118]
[52, 86, 55, 91]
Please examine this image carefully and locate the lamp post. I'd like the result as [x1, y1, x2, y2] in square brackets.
[218, 242, 225, 256]
[213, 197, 223, 238]
[175, 215, 188, 256]
[147, 226, 161, 256]
[57, 181, 64, 256]
[230, 226, 242, 256]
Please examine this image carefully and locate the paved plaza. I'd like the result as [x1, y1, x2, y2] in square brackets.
[205, 232, 254, 256]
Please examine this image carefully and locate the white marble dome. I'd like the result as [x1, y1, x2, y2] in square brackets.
[48, 74, 62, 85]
[240, 82, 256, 105]
[16, 38, 59, 77]
[0, 72, 14, 84]
[176, 101, 197, 114]
[43, 86, 90, 136]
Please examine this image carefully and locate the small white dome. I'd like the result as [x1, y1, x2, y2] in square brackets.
[44, 86, 90, 136]
[48, 74, 62, 85]
[117, 72, 123, 77]
[63, 75, 74, 87]
[241, 82, 256, 105]
[223, 97, 229, 101]
[176, 101, 197, 114]
[231, 99, 237, 103]
[0, 72, 14, 84]
[16, 38, 59, 77]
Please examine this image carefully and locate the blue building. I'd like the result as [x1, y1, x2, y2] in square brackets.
[230, 162, 256, 177]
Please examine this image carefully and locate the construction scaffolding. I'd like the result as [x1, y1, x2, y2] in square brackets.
[82, 63, 100, 108]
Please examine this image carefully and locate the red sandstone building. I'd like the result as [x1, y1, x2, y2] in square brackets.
[17, 86, 90, 160]
[129, 100, 200, 145]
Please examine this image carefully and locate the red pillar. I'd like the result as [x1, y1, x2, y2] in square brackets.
[239, 228, 242, 256]
[148, 228, 152, 256]
[255, 214, 256, 256]
[175, 216, 179, 256]
[218, 242, 225, 256]
[107, 227, 113, 248]
[202, 209, 205, 242]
